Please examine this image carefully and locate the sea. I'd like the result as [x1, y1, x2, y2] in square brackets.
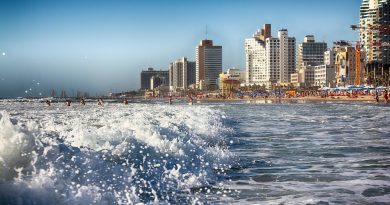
[0, 99, 389, 205]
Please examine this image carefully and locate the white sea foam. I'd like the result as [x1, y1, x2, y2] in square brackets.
[0, 101, 236, 204]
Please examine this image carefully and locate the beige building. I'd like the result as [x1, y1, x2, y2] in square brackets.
[226, 68, 246, 83]
[335, 46, 356, 86]
[219, 73, 241, 98]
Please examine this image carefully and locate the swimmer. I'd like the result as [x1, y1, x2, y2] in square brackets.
[65, 99, 71, 106]
[80, 98, 86, 105]
[97, 98, 104, 106]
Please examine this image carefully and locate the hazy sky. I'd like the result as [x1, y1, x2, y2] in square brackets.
[0, 0, 361, 98]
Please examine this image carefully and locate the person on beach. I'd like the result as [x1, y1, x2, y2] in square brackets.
[168, 95, 172, 105]
[384, 90, 389, 104]
[80, 98, 86, 105]
[375, 91, 380, 103]
[45, 100, 51, 106]
[123, 98, 128, 105]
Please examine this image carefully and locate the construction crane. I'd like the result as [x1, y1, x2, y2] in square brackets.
[351, 24, 390, 85]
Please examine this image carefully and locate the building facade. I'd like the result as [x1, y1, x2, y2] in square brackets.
[150, 76, 168, 90]
[245, 24, 296, 87]
[169, 57, 196, 91]
[219, 72, 241, 98]
[297, 35, 327, 70]
[245, 24, 270, 85]
[140, 68, 169, 90]
[335, 46, 356, 86]
[196, 40, 222, 90]
[266, 29, 296, 84]
[226, 68, 246, 83]
[360, 0, 390, 65]
[313, 64, 335, 87]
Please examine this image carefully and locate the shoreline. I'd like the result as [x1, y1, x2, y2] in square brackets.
[197, 95, 383, 103]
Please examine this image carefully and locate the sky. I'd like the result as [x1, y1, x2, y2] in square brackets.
[0, 0, 361, 98]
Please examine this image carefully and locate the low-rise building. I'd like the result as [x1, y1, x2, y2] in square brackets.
[219, 73, 241, 98]
[335, 46, 356, 86]
[140, 68, 169, 90]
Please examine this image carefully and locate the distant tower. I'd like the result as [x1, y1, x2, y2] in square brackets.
[195, 40, 222, 90]
[169, 57, 196, 90]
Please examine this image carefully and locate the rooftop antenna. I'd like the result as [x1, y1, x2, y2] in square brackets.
[205, 25, 208, 40]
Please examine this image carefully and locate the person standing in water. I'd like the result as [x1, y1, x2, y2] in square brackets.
[65, 99, 71, 106]
[97, 98, 104, 106]
[384, 90, 389, 104]
[168, 95, 172, 105]
[375, 91, 380, 103]
[80, 98, 86, 105]
[188, 95, 193, 105]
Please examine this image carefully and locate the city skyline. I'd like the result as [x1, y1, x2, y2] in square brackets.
[0, 0, 361, 97]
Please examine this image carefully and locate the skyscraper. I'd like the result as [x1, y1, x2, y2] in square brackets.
[359, 0, 390, 65]
[195, 40, 222, 90]
[245, 24, 296, 87]
[266, 29, 296, 84]
[245, 24, 269, 85]
[169, 57, 196, 91]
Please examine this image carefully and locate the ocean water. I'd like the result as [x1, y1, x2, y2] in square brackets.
[0, 100, 389, 204]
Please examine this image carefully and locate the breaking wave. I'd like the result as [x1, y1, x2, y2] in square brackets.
[0, 102, 236, 204]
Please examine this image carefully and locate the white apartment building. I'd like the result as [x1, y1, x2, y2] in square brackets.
[245, 38, 267, 85]
[245, 25, 296, 87]
[266, 29, 296, 84]
[169, 57, 196, 91]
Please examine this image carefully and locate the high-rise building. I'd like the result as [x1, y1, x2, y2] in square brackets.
[196, 40, 222, 90]
[266, 29, 296, 84]
[140, 68, 169, 90]
[359, 0, 390, 65]
[169, 57, 196, 91]
[297, 35, 327, 70]
[245, 25, 269, 85]
[245, 25, 296, 87]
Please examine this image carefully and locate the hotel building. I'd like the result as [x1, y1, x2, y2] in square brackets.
[196, 40, 222, 90]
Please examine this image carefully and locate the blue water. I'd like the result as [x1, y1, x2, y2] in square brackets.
[219, 102, 390, 204]
[0, 100, 389, 204]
